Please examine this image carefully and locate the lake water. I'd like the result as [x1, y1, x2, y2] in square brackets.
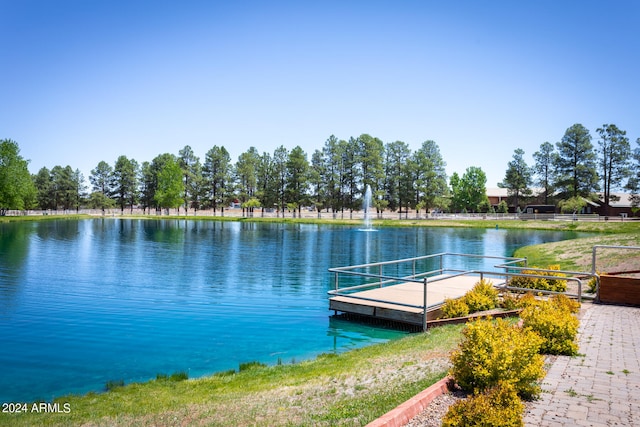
[0, 219, 583, 402]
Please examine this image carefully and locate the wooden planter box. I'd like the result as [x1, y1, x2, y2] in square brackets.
[598, 275, 640, 306]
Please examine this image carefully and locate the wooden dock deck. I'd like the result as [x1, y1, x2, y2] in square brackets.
[329, 274, 502, 327]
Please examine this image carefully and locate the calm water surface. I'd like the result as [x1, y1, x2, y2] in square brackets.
[0, 219, 583, 402]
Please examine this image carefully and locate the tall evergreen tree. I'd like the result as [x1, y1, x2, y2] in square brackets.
[532, 142, 556, 204]
[309, 149, 326, 214]
[113, 156, 139, 213]
[285, 146, 309, 217]
[411, 140, 448, 215]
[358, 134, 385, 192]
[89, 160, 114, 212]
[234, 147, 260, 216]
[625, 138, 640, 212]
[203, 146, 231, 214]
[50, 165, 77, 210]
[322, 135, 344, 215]
[384, 141, 412, 215]
[272, 146, 289, 217]
[357, 134, 385, 214]
[256, 151, 275, 215]
[342, 137, 361, 214]
[499, 148, 532, 210]
[596, 124, 631, 215]
[178, 145, 200, 215]
[72, 169, 87, 212]
[34, 167, 55, 210]
[554, 124, 598, 198]
[138, 161, 154, 214]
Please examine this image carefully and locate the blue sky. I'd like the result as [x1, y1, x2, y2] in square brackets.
[2, 0, 639, 187]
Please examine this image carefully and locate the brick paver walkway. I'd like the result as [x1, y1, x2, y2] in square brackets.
[524, 302, 640, 426]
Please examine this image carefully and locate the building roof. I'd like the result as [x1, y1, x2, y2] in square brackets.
[597, 193, 635, 207]
[486, 187, 545, 198]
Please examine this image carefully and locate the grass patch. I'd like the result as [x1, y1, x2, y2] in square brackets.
[104, 379, 125, 391]
[156, 371, 189, 382]
[0, 324, 465, 426]
[514, 231, 640, 271]
[0, 214, 90, 223]
[238, 361, 268, 372]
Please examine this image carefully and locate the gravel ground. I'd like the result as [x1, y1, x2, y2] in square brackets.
[403, 389, 466, 427]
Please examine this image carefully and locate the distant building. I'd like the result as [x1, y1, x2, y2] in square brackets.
[486, 187, 545, 213]
[486, 188, 638, 217]
[486, 187, 509, 208]
[592, 193, 637, 217]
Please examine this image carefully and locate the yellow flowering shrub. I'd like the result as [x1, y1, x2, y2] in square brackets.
[499, 292, 521, 310]
[464, 279, 499, 312]
[450, 317, 545, 399]
[549, 293, 580, 314]
[440, 279, 500, 319]
[509, 265, 568, 292]
[586, 273, 602, 294]
[545, 264, 568, 292]
[441, 297, 470, 318]
[442, 381, 524, 427]
[515, 292, 540, 308]
[521, 296, 579, 355]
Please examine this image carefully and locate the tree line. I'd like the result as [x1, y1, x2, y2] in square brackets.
[500, 123, 639, 216]
[1, 123, 639, 217]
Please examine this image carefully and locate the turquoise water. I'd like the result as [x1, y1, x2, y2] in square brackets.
[0, 219, 582, 402]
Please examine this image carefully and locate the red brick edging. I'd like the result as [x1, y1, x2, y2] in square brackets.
[365, 375, 452, 427]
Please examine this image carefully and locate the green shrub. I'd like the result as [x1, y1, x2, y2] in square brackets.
[441, 297, 470, 318]
[170, 371, 189, 381]
[239, 361, 267, 372]
[105, 379, 125, 391]
[442, 381, 524, 427]
[521, 298, 579, 356]
[450, 317, 545, 399]
[156, 371, 189, 381]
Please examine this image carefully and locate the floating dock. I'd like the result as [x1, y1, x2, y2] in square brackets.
[327, 253, 520, 330]
[329, 274, 498, 327]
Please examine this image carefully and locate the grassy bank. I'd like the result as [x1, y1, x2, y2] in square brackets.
[0, 214, 91, 223]
[514, 231, 640, 271]
[0, 324, 464, 427]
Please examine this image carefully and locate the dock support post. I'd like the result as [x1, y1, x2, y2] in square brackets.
[422, 278, 428, 332]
